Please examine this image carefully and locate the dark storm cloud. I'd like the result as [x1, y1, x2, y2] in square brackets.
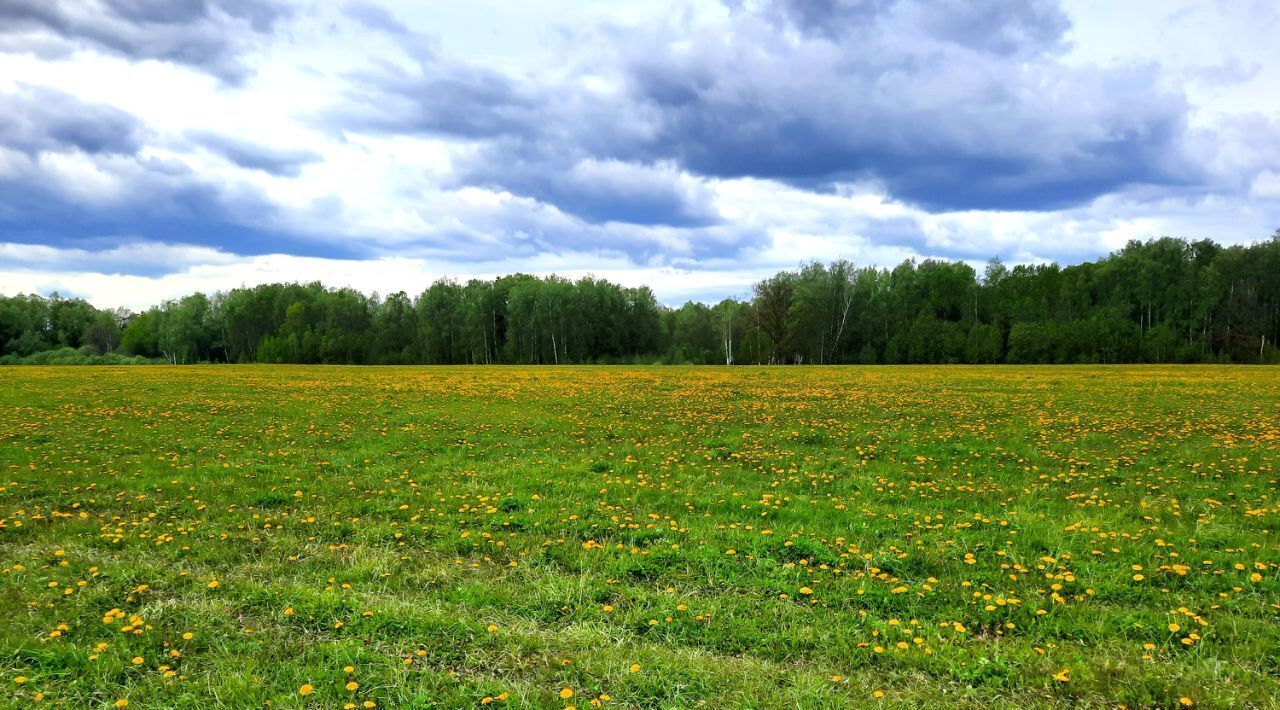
[743, 0, 891, 39]
[325, 45, 730, 229]
[0, 89, 296, 261]
[732, 0, 1069, 55]
[334, 51, 542, 140]
[620, 60, 1195, 212]
[330, 0, 1199, 215]
[453, 142, 722, 228]
[0, 121, 357, 265]
[0, 85, 145, 155]
[609, 1, 1198, 211]
[0, 174, 361, 263]
[187, 130, 321, 177]
[0, 0, 292, 82]
[512, 167, 719, 228]
[325, 50, 730, 230]
[341, 1, 408, 35]
[918, 0, 1072, 56]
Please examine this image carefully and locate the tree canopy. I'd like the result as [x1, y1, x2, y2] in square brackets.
[3, 235, 1279, 365]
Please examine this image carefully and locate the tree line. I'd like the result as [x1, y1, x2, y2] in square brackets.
[3, 235, 1279, 365]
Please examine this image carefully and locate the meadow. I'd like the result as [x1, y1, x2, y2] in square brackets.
[1, 366, 1277, 709]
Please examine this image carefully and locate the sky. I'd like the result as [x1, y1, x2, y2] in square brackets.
[1, 0, 1279, 310]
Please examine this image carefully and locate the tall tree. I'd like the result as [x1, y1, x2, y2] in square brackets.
[752, 273, 797, 364]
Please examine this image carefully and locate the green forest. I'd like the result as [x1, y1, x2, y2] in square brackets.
[3, 235, 1279, 366]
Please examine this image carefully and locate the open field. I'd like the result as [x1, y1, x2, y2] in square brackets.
[1, 366, 1278, 708]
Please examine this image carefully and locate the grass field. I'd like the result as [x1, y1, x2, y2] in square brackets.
[1, 366, 1278, 708]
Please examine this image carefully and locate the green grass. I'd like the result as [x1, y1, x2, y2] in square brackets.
[1, 365, 1278, 708]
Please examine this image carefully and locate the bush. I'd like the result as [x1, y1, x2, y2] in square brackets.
[0, 347, 160, 365]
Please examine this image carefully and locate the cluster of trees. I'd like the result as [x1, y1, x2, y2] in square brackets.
[0, 295, 150, 364]
[3, 235, 1279, 365]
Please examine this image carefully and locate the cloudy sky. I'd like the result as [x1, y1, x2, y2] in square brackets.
[2, 0, 1279, 310]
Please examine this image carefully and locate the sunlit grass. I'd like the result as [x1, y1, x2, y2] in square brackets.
[1, 365, 1277, 708]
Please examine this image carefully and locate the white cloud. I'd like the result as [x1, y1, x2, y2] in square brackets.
[0, 247, 758, 310]
[1252, 171, 1280, 199]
